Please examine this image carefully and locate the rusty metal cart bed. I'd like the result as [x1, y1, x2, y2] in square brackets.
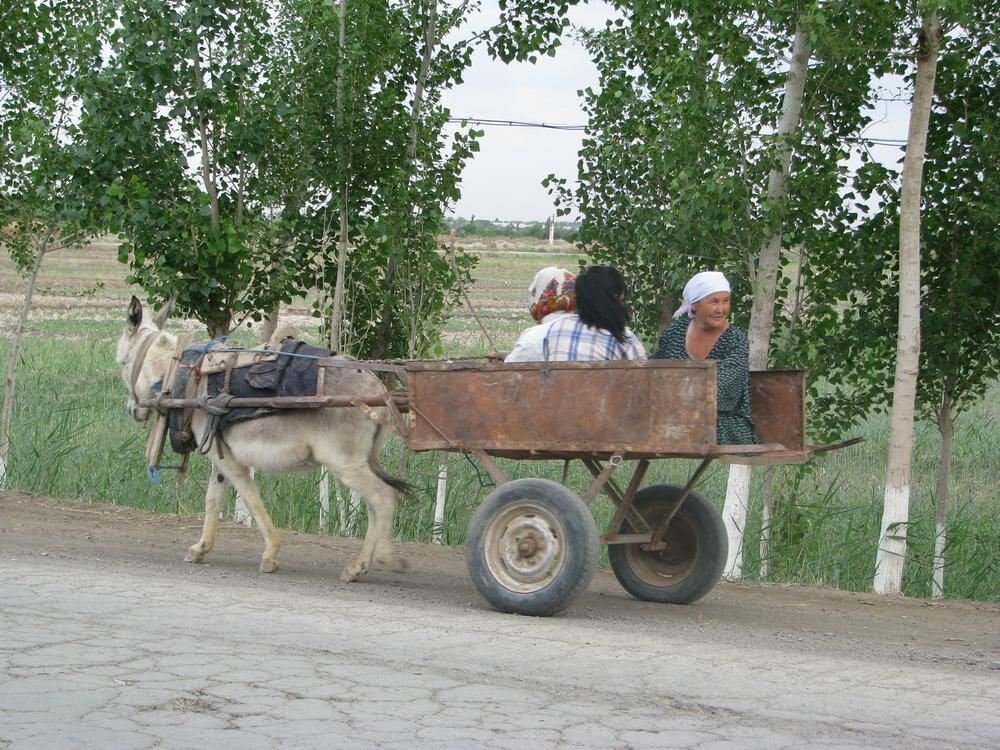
[402, 359, 856, 616]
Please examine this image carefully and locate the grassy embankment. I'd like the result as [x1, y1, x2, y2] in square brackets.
[1, 241, 996, 600]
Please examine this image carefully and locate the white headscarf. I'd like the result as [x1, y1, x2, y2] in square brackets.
[528, 266, 576, 322]
[673, 271, 731, 318]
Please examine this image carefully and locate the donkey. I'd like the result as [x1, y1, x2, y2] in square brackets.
[116, 296, 409, 581]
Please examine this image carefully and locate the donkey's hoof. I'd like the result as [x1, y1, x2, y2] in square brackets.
[259, 558, 279, 574]
[340, 564, 365, 583]
[380, 557, 409, 574]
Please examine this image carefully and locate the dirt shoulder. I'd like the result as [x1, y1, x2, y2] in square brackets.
[2, 489, 997, 673]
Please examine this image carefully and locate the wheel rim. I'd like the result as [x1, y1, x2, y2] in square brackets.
[624, 503, 698, 586]
[482, 500, 566, 593]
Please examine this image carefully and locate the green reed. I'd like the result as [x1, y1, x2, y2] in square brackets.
[1, 254, 997, 601]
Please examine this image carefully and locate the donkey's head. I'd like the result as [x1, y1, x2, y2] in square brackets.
[117, 296, 174, 422]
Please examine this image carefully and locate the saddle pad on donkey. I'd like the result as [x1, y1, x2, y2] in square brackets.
[205, 339, 335, 428]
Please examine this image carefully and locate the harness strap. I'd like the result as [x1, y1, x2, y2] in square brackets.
[129, 329, 161, 403]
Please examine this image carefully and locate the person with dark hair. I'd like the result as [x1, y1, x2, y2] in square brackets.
[542, 266, 646, 361]
[651, 271, 757, 445]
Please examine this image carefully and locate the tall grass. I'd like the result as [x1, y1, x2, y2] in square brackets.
[1, 246, 997, 601]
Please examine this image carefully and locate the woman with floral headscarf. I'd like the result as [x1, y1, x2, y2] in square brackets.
[502, 266, 579, 362]
[652, 271, 757, 445]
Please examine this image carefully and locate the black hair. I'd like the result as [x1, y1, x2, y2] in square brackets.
[575, 266, 630, 343]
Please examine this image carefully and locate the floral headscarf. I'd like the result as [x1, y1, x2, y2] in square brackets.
[528, 266, 576, 322]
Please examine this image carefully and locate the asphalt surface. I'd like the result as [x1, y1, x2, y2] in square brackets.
[1, 493, 998, 749]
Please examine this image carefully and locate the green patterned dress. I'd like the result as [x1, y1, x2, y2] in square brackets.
[651, 317, 758, 445]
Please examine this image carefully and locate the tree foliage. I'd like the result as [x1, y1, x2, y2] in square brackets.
[548, 0, 994, 595]
[1, 0, 111, 265]
[548, 1, 902, 356]
[74, 0, 296, 335]
[805, 1, 997, 437]
[1, 0, 117, 473]
[72, 0, 483, 349]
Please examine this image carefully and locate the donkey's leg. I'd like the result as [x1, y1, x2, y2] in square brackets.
[332, 465, 399, 582]
[185, 465, 229, 563]
[372, 506, 409, 573]
[218, 459, 284, 573]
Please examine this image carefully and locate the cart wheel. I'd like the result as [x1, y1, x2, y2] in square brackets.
[608, 484, 727, 604]
[466, 478, 598, 617]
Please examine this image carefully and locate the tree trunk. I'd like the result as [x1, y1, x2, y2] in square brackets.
[192, 42, 219, 232]
[746, 23, 810, 368]
[206, 318, 231, 339]
[329, 0, 350, 352]
[723, 23, 810, 579]
[322, 0, 352, 513]
[1, 240, 48, 484]
[874, 13, 941, 595]
[372, 0, 437, 359]
[759, 466, 775, 579]
[259, 304, 280, 344]
[722, 468, 752, 577]
[932, 384, 954, 599]
[433, 452, 449, 544]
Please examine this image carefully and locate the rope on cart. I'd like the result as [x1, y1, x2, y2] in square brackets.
[462, 451, 496, 489]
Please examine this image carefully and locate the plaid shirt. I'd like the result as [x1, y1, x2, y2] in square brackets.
[543, 314, 647, 361]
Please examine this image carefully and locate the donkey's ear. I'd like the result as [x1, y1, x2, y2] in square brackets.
[152, 296, 176, 329]
[127, 296, 143, 332]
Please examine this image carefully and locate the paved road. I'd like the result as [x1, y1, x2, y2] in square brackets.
[2, 548, 998, 750]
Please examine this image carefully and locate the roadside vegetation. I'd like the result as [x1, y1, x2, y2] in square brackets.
[3, 1, 996, 602]
[1, 243, 996, 601]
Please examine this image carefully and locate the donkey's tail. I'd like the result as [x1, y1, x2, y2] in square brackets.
[370, 458, 415, 498]
[368, 425, 415, 498]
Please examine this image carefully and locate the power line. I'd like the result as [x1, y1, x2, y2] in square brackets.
[448, 117, 586, 131]
[448, 117, 906, 146]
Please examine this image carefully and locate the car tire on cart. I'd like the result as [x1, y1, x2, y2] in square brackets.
[466, 478, 599, 617]
[608, 483, 727, 604]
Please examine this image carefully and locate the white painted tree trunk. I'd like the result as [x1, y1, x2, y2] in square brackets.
[234, 468, 254, 526]
[932, 385, 954, 599]
[433, 453, 448, 544]
[758, 467, 775, 579]
[319, 468, 331, 530]
[346, 488, 362, 534]
[874, 13, 941, 596]
[722, 466, 752, 578]
[932, 523, 946, 598]
[723, 24, 810, 578]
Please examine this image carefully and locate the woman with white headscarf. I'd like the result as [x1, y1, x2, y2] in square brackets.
[651, 271, 757, 445]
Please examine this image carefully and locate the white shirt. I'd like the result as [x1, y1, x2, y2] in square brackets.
[504, 312, 575, 362]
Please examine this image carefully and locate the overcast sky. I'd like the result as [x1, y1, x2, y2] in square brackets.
[442, 2, 911, 224]
[441, 3, 617, 222]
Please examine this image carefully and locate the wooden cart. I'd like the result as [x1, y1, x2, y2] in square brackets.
[402, 359, 855, 616]
[142, 355, 854, 617]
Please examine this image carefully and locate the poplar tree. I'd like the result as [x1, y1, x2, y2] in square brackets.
[1, 0, 111, 480]
[73, 0, 483, 353]
[807, 0, 997, 597]
[548, 0, 900, 576]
